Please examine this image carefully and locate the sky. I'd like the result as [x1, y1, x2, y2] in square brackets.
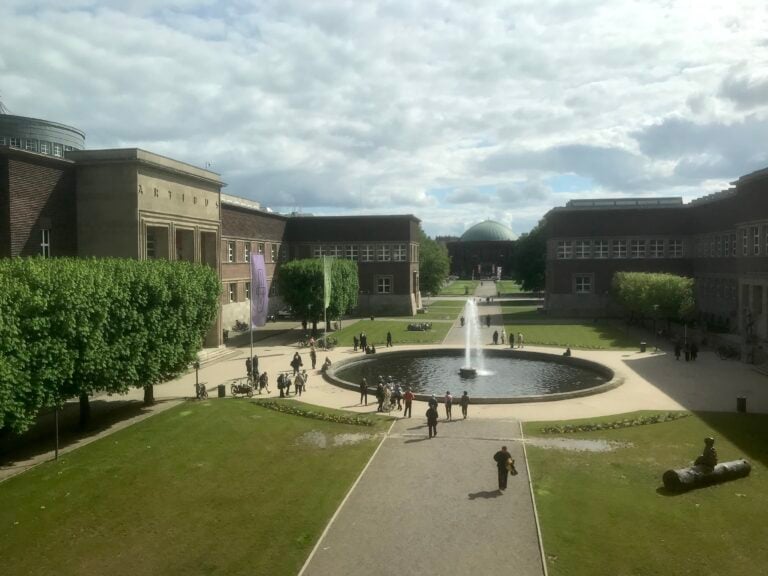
[2, 1, 768, 237]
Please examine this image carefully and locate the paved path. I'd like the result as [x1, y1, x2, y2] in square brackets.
[301, 418, 544, 576]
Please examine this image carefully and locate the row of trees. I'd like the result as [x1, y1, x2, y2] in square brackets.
[612, 272, 695, 325]
[0, 258, 220, 434]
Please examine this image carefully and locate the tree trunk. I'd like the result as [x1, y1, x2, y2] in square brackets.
[143, 385, 155, 405]
[78, 393, 91, 429]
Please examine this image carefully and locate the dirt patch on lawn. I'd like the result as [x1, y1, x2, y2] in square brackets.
[298, 431, 374, 449]
[525, 437, 631, 452]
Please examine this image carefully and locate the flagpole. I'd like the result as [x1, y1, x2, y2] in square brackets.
[249, 258, 254, 377]
[323, 256, 327, 346]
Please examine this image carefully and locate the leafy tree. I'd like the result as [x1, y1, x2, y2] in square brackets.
[278, 258, 359, 331]
[512, 223, 546, 291]
[419, 228, 450, 295]
[612, 272, 695, 325]
[0, 258, 219, 433]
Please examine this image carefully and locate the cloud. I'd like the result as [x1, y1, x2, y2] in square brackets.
[1, 0, 768, 236]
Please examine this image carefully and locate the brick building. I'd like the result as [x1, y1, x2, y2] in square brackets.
[544, 168, 768, 339]
[2, 114, 422, 346]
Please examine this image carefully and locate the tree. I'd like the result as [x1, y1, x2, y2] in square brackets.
[612, 272, 695, 325]
[278, 258, 359, 331]
[512, 223, 546, 291]
[419, 228, 450, 295]
[0, 258, 220, 433]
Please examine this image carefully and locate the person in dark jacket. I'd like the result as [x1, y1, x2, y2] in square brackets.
[493, 446, 513, 491]
[290, 352, 302, 375]
[694, 437, 717, 470]
[375, 382, 385, 412]
[353, 335, 359, 351]
[309, 347, 317, 369]
[426, 406, 439, 438]
[459, 391, 470, 419]
[360, 378, 368, 405]
[386, 331, 393, 347]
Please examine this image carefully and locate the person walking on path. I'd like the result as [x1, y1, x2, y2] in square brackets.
[486, 315, 491, 328]
[291, 352, 303, 376]
[360, 332, 368, 351]
[246, 357, 253, 381]
[500, 329, 506, 345]
[691, 341, 699, 361]
[510, 332, 516, 349]
[310, 347, 317, 369]
[459, 391, 470, 419]
[403, 387, 414, 417]
[674, 341, 681, 361]
[444, 391, 453, 420]
[294, 372, 305, 397]
[360, 378, 368, 405]
[386, 331, 393, 347]
[493, 446, 513, 491]
[492, 330, 499, 345]
[517, 332, 524, 349]
[353, 335, 359, 351]
[426, 406, 439, 438]
[252, 354, 259, 377]
[428, 394, 438, 412]
[394, 383, 403, 410]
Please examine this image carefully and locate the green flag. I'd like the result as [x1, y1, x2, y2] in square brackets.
[323, 256, 333, 310]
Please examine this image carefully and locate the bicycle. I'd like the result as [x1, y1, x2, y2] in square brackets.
[717, 344, 740, 360]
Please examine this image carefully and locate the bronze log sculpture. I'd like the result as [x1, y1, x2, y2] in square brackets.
[662, 459, 751, 492]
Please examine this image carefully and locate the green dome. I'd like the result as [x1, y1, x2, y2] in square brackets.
[459, 220, 516, 242]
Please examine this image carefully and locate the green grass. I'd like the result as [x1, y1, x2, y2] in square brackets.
[0, 400, 390, 576]
[438, 280, 479, 295]
[524, 411, 768, 576]
[332, 319, 451, 346]
[495, 280, 523, 294]
[504, 322, 638, 349]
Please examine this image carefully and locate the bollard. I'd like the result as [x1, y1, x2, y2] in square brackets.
[218, 384, 226, 398]
[737, 397, 747, 413]
[640, 341, 647, 353]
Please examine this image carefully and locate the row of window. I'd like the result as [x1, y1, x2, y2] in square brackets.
[557, 239, 684, 259]
[0, 136, 76, 158]
[226, 240, 283, 264]
[696, 226, 768, 258]
[312, 244, 413, 263]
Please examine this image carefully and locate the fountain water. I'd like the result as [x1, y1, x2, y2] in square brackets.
[460, 299, 487, 377]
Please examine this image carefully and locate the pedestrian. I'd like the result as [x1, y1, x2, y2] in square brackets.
[376, 382, 385, 412]
[691, 341, 699, 361]
[322, 357, 332, 372]
[426, 405, 439, 438]
[460, 316, 465, 327]
[384, 384, 392, 411]
[284, 374, 292, 396]
[444, 391, 453, 420]
[245, 357, 253, 381]
[510, 332, 516, 349]
[404, 387, 414, 417]
[518, 332, 524, 349]
[386, 331, 393, 347]
[428, 394, 438, 412]
[310, 346, 317, 369]
[500, 329, 505, 345]
[360, 332, 368, 350]
[277, 373, 285, 398]
[290, 352, 303, 375]
[684, 341, 691, 361]
[258, 372, 270, 394]
[674, 341, 681, 361]
[353, 335, 359, 351]
[486, 315, 491, 328]
[252, 354, 259, 376]
[360, 378, 368, 405]
[493, 330, 499, 345]
[493, 446, 514, 491]
[295, 372, 305, 397]
[460, 391, 470, 419]
[394, 383, 403, 410]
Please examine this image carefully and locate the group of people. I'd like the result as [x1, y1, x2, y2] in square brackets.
[673, 340, 699, 361]
[277, 370, 308, 397]
[353, 331, 382, 354]
[424, 391, 471, 436]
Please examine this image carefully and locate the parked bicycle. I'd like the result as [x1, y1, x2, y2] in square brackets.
[717, 344, 740, 360]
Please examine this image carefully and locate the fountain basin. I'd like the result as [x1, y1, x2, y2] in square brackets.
[325, 348, 621, 404]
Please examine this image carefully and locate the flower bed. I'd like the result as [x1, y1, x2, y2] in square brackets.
[254, 400, 377, 427]
[541, 412, 689, 434]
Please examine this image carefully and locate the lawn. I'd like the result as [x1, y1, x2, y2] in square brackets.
[524, 411, 768, 576]
[495, 280, 523, 294]
[500, 305, 542, 321]
[331, 319, 451, 346]
[438, 280, 479, 295]
[504, 322, 638, 349]
[390, 300, 465, 321]
[0, 400, 390, 576]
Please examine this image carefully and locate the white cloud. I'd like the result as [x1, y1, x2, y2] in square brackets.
[1, 0, 768, 235]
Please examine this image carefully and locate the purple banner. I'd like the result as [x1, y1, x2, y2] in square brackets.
[251, 254, 269, 327]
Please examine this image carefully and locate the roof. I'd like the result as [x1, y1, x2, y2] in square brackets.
[460, 220, 516, 242]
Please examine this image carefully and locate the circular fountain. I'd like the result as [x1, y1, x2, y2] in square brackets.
[325, 298, 622, 403]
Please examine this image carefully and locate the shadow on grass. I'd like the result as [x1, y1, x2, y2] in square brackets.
[0, 398, 174, 468]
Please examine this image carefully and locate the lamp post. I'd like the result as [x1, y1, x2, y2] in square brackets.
[653, 304, 660, 352]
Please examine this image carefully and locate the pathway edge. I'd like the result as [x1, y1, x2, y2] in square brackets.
[520, 420, 549, 576]
[297, 417, 398, 576]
